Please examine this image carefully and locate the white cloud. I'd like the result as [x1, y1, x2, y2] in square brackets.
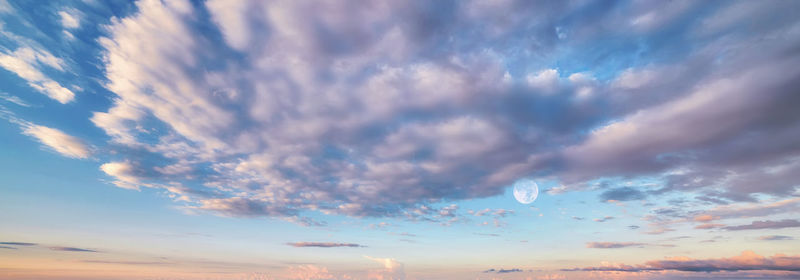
[526, 69, 559, 93]
[22, 124, 90, 159]
[100, 161, 143, 190]
[0, 92, 30, 107]
[0, 47, 74, 103]
[58, 9, 80, 29]
[365, 256, 405, 280]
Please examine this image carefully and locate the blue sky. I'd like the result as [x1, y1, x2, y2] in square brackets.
[1, 0, 800, 279]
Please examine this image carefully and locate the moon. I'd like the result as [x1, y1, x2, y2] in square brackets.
[513, 179, 539, 204]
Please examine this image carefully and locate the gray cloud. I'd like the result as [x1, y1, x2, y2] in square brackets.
[287, 242, 364, 248]
[0, 242, 37, 246]
[0, 246, 17, 250]
[563, 251, 800, 272]
[599, 187, 646, 202]
[724, 219, 800, 231]
[483, 268, 523, 273]
[11, 0, 786, 221]
[49, 246, 98, 252]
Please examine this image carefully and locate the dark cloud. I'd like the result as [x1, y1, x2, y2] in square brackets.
[586, 242, 645, 249]
[600, 187, 646, 202]
[286, 242, 364, 248]
[483, 268, 523, 273]
[724, 219, 800, 231]
[628, 225, 640, 230]
[0, 246, 18, 250]
[758, 235, 793, 241]
[563, 251, 800, 272]
[49, 246, 98, 252]
[0, 242, 37, 246]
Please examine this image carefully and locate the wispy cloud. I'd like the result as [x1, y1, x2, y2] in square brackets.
[22, 124, 91, 159]
[758, 235, 794, 241]
[563, 251, 800, 272]
[0, 47, 74, 103]
[483, 268, 524, 273]
[49, 246, 98, 253]
[0, 92, 31, 107]
[0, 242, 37, 246]
[593, 216, 614, 223]
[586, 242, 646, 249]
[723, 219, 800, 231]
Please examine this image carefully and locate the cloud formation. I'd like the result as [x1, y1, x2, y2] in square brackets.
[483, 268, 523, 273]
[48, 246, 98, 253]
[564, 251, 800, 272]
[22, 124, 91, 159]
[723, 219, 800, 231]
[759, 235, 794, 241]
[0, 47, 74, 103]
[12, 0, 785, 221]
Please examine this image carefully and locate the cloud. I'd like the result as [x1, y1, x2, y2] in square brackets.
[22, 124, 91, 159]
[0, 242, 37, 246]
[483, 268, 523, 273]
[365, 256, 405, 280]
[58, 9, 81, 29]
[695, 223, 725, 230]
[287, 242, 364, 248]
[99, 161, 147, 190]
[586, 242, 646, 249]
[44, 0, 795, 222]
[759, 235, 794, 241]
[286, 265, 335, 280]
[594, 216, 614, 222]
[563, 251, 800, 272]
[49, 246, 98, 252]
[599, 187, 646, 202]
[0, 246, 17, 250]
[0, 47, 74, 103]
[0, 92, 31, 107]
[723, 219, 800, 231]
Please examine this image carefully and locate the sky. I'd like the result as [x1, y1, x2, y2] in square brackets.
[1, 0, 799, 279]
